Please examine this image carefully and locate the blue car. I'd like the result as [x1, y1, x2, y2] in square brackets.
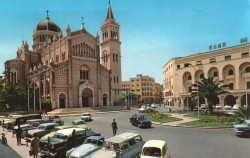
[66, 136, 104, 158]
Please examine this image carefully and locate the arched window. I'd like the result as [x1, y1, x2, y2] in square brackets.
[246, 66, 250, 73]
[116, 54, 118, 62]
[80, 66, 89, 80]
[228, 69, 234, 75]
[200, 74, 204, 79]
[10, 69, 17, 84]
[187, 75, 192, 80]
[213, 71, 218, 77]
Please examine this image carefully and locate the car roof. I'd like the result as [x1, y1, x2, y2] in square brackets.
[143, 140, 166, 148]
[56, 127, 84, 136]
[87, 136, 104, 140]
[39, 122, 58, 126]
[106, 132, 141, 144]
[244, 120, 250, 123]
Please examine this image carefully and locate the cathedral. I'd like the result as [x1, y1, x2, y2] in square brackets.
[4, 2, 122, 109]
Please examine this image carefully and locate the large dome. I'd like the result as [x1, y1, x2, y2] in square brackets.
[33, 16, 61, 33]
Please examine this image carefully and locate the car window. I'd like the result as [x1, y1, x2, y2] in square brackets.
[104, 142, 120, 151]
[121, 143, 129, 150]
[128, 139, 136, 146]
[46, 125, 54, 130]
[37, 125, 45, 130]
[143, 147, 161, 157]
[54, 133, 67, 140]
[134, 136, 142, 143]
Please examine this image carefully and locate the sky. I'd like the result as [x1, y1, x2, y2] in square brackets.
[1, 0, 250, 84]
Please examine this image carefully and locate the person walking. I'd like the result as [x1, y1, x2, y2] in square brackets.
[111, 119, 118, 136]
[16, 125, 23, 145]
[30, 133, 39, 158]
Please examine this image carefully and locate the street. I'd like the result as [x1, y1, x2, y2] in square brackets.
[1, 108, 250, 158]
[61, 110, 250, 158]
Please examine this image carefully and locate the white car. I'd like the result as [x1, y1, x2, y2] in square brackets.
[138, 107, 146, 113]
[233, 104, 239, 110]
[81, 112, 92, 121]
[141, 140, 170, 158]
[200, 104, 207, 109]
[215, 104, 222, 109]
[151, 104, 157, 108]
[224, 105, 232, 110]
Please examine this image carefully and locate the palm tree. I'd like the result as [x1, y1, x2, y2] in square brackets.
[191, 77, 229, 114]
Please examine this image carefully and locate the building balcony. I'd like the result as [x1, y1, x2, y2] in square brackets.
[225, 75, 235, 80]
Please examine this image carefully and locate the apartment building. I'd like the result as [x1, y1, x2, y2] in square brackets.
[163, 41, 250, 107]
[122, 74, 161, 103]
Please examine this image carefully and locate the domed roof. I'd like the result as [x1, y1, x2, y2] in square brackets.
[34, 15, 61, 33]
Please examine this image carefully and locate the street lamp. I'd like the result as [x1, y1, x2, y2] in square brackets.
[189, 63, 199, 117]
[239, 66, 250, 108]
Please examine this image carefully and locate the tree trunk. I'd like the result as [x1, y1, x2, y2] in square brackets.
[207, 98, 214, 114]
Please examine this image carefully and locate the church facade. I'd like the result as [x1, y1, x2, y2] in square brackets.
[4, 3, 122, 109]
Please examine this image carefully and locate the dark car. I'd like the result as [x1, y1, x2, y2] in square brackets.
[234, 119, 250, 137]
[130, 114, 152, 128]
[49, 116, 64, 126]
[39, 127, 101, 158]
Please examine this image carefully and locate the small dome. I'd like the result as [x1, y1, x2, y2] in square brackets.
[34, 16, 61, 33]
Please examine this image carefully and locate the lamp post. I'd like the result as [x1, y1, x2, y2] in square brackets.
[239, 66, 250, 108]
[189, 63, 199, 117]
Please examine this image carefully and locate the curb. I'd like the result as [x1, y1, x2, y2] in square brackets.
[152, 122, 233, 129]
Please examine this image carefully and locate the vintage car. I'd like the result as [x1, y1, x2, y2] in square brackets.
[138, 107, 146, 113]
[72, 120, 91, 130]
[91, 132, 144, 158]
[130, 114, 152, 128]
[81, 112, 92, 121]
[40, 127, 101, 157]
[24, 122, 59, 142]
[49, 116, 64, 126]
[40, 125, 74, 141]
[66, 136, 104, 158]
[140, 140, 170, 158]
[233, 119, 250, 137]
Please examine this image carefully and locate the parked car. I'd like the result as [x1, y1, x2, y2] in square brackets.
[81, 112, 92, 121]
[233, 104, 239, 110]
[40, 125, 74, 141]
[151, 104, 157, 108]
[130, 114, 152, 128]
[72, 120, 90, 130]
[24, 122, 59, 142]
[215, 104, 222, 109]
[66, 136, 104, 158]
[233, 119, 250, 137]
[40, 127, 101, 157]
[49, 116, 64, 125]
[91, 131, 144, 158]
[224, 105, 232, 110]
[138, 107, 146, 113]
[200, 104, 207, 109]
[140, 140, 170, 158]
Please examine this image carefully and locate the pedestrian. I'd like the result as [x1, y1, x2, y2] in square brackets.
[67, 129, 76, 149]
[1, 133, 7, 145]
[111, 119, 118, 136]
[16, 125, 23, 145]
[30, 133, 39, 158]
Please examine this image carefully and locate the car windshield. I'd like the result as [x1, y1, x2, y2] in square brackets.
[103, 141, 120, 151]
[82, 114, 90, 116]
[37, 125, 46, 130]
[143, 147, 161, 157]
[86, 138, 98, 145]
[53, 133, 67, 140]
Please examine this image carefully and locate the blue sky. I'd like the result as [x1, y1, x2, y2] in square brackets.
[0, 0, 250, 84]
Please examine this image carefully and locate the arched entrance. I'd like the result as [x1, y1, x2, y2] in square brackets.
[199, 97, 205, 105]
[213, 96, 220, 105]
[103, 93, 108, 106]
[241, 94, 250, 107]
[58, 93, 67, 108]
[81, 88, 93, 107]
[224, 95, 236, 107]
